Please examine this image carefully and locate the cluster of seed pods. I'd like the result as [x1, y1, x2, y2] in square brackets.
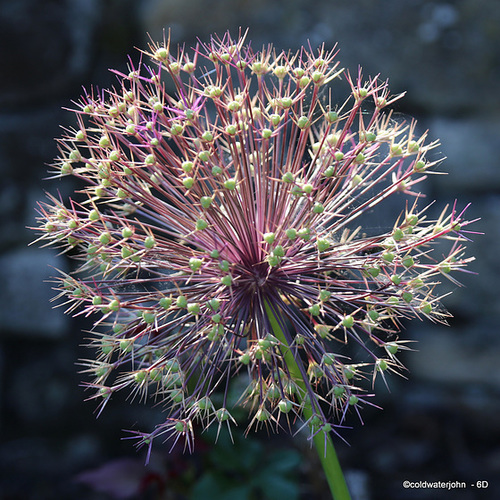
[34, 31, 473, 454]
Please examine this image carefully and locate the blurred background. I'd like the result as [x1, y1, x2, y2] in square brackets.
[1, 0, 499, 499]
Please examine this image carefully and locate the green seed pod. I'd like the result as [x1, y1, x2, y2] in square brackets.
[99, 232, 112, 245]
[155, 46, 168, 61]
[324, 165, 335, 178]
[255, 408, 270, 422]
[171, 390, 183, 404]
[142, 311, 156, 323]
[134, 370, 148, 384]
[413, 160, 427, 173]
[349, 395, 359, 406]
[60, 162, 73, 175]
[388, 296, 400, 306]
[200, 196, 213, 209]
[402, 291, 413, 303]
[225, 124, 237, 136]
[181, 161, 194, 173]
[116, 188, 127, 199]
[319, 290, 331, 302]
[145, 154, 156, 165]
[224, 178, 236, 190]
[121, 227, 133, 239]
[393, 228, 405, 241]
[218, 260, 230, 272]
[109, 299, 120, 312]
[390, 144, 403, 156]
[160, 297, 172, 309]
[99, 387, 112, 399]
[108, 150, 120, 162]
[377, 359, 388, 371]
[176, 295, 188, 308]
[309, 304, 321, 316]
[312, 70, 324, 84]
[313, 202, 324, 214]
[207, 324, 224, 341]
[351, 174, 363, 186]
[263, 232, 275, 245]
[198, 151, 210, 162]
[267, 384, 281, 399]
[368, 309, 379, 322]
[195, 219, 208, 230]
[187, 303, 200, 315]
[402, 256, 415, 268]
[344, 366, 355, 379]
[299, 76, 310, 88]
[323, 353, 335, 365]
[101, 344, 113, 354]
[211, 313, 221, 323]
[342, 315, 354, 328]
[201, 131, 214, 142]
[333, 386, 345, 398]
[119, 339, 133, 353]
[297, 228, 311, 240]
[317, 238, 330, 252]
[183, 177, 194, 189]
[286, 228, 297, 240]
[268, 254, 281, 267]
[282, 171, 294, 183]
[440, 262, 452, 273]
[144, 235, 156, 249]
[216, 408, 231, 422]
[273, 245, 285, 258]
[125, 123, 136, 135]
[189, 257, 203, 272]
[162, 373, 182, 389]
[221, 275, 232, 287]
[278, 399, 292, 413]
[170, 123, 184, 136]
[326, 111, 338, 123]
[334, 151, 344, 161]
[197, 396, 213, 411]
[297, 116, 310, 129]
[420, 301, 432, 314]
[391, 274, 402, 285]
[315, 324, 329, 339]
[385, 342, 399, 355]
[382, 252, 394, 262]
[207, 298, 220, 311]
[367, 266, 381, 278]
[239, 352, 251, 365]
[302, 183, 313, 194]
[358, 87, 368, 98]
[408, 140, 419, 153]
[354, 153, 365, 164]
[262, 128, 272, 139]
[89, 209, 100, 221]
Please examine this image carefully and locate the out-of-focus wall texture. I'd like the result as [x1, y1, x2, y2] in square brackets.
[1, 1, 498, 499]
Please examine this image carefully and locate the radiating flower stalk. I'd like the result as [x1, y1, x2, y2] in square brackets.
[34, 30, 475, 499]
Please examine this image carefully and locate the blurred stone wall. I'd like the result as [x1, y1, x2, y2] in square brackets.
[1, 1, 499, 499]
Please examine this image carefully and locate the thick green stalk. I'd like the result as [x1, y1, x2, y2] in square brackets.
[264, 301, 352, 500]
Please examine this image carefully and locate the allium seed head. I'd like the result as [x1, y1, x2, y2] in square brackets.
[33, 30, 475, 457]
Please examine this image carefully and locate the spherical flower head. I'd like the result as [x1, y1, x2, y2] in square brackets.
[33, 30, 475, 455]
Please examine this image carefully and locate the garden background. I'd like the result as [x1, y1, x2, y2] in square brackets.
[1, 1, 499, 498]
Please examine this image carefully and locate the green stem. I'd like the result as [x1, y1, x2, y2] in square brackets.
[264, 301, 352, 500]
